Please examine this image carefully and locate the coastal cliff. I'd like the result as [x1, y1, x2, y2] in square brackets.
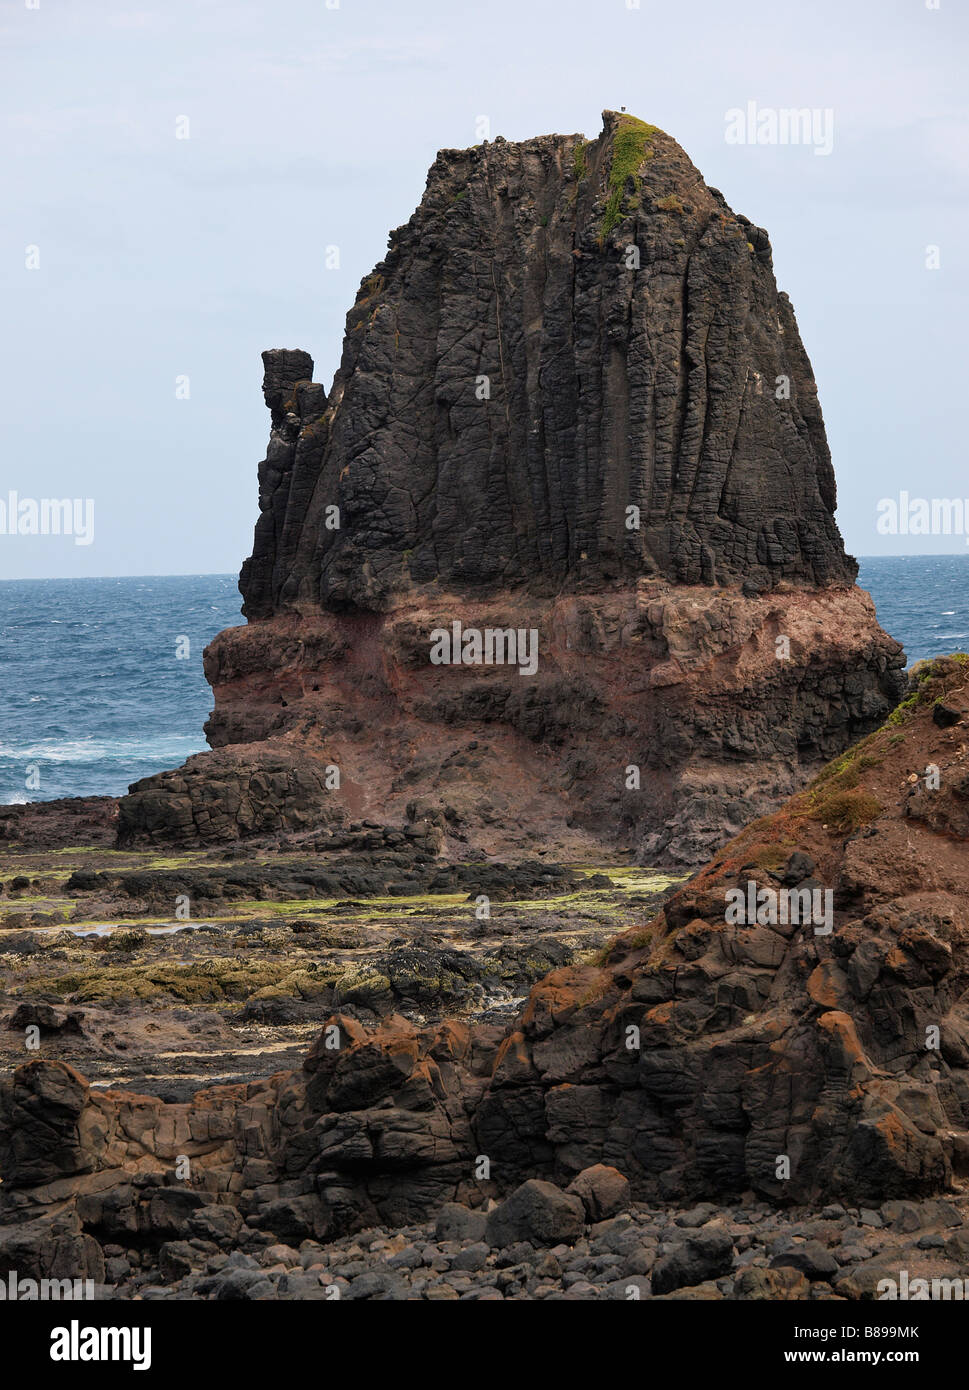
[118, 112, 904, 864]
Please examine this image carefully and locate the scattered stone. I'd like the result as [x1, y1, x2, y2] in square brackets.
[770, 1242, 840, 1281]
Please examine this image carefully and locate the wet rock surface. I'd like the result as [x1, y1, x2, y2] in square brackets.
[0, 829, 678, 1094]
[3, 659, 969, 1304]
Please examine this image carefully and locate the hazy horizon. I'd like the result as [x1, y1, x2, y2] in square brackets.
[2, 555, 968, 585]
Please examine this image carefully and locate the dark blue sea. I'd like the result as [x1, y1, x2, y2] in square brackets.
[857, 556, 969, 667]
[1, 560, 968, 804]
[1, 575, 242, 805]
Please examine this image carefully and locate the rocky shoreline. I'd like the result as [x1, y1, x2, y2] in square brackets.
[79, 1189, 969, 1302]
[2, 114, 966, 1308]
[3, 655, 969, 1301]
[0, 808, 679, 1095]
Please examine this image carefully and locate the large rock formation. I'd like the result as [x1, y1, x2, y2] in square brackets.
[118, 112, 904, 862]
[8, 658, 969, 1279]
[243, 114, 849, 611]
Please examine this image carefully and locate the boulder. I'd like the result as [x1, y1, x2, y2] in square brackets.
[651, 1228, 734, 1295]
[566, 1165, 631, 1222]
[485, 1181, 585, 1250]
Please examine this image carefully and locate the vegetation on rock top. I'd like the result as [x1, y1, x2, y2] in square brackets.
[600, 114, 658, 239]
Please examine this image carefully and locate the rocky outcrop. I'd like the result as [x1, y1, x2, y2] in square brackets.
[8, 659, 969, 1277]
[117, 746, 343, 847]
[115, 111, 904, 863]
[466, 658, 969, 1205]
[178, 584, 900, 865]
[240, 112, 851, 613]
[119, 580, 905, 861]
[0, 795, 117, 849]
[119, 584, 905, 862]
[0, 1017, 500, 1278]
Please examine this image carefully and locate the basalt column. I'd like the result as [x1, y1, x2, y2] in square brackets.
[119, 111, 904, 862]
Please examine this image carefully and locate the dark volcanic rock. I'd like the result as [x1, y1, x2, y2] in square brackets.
[6, 1004, 84, 1037]
[10, 663, 969, 1277]
[0, 1060, 93, 1186]
[484, 1180, 585, 1249]
[241, 112, 851, 614]
[567, 1164, 631, 1221]
[114, 112, 904, 864]
[651, 1227, 734, 1295]
[118, 745, 344, 847]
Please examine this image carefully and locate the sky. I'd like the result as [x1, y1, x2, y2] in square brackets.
[2, 0, 967, 579]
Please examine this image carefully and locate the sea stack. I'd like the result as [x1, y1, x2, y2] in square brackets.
[6, 114, 967, 1305]
[119, 112, 904, 862]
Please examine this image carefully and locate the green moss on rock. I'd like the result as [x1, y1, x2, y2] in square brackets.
[601, 115, 658, 240]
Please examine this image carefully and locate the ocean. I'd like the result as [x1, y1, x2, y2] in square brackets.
[0, 575, 242, 805]
[856, 556, 969, 666]
[1, 559, 968, 805]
